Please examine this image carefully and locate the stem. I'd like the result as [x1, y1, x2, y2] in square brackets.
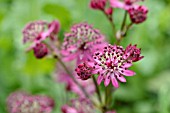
[54, 55, 90, 98]
[92, 76, 102, 103]
[121, 11, 128, 31]
[123, 22, 133, 37]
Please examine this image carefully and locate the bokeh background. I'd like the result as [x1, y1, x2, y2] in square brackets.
[0, 0, 170, 113]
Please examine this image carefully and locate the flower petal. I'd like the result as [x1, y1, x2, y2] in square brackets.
[62, 52, 80, 61]
[97, 74, 104, 85]
[117, 75, 126, 82]
[122, 62, 132, 68]
[104, 74, 111, 87]
[111, 74, 119, 88]
[121, 70, 136, 76]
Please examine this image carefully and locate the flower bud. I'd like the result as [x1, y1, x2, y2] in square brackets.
[105, 7, 113, 15]
[128, 5, 148, 24]
[33, 43, 48, 59]
[90, 0, 106, 10]
[75, 62, 93, 80]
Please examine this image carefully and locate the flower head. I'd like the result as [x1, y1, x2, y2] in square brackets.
[22, 20, 60, 58]
[61, 22, 106, 64]
[92, 44, 140, 88]
[128, 5, 148, 24]
[124, 44, 144, 62]
[6, 91, 55, 113]
[90, 0, 107, 10]
[22, 20, 48, 44]
[22, 20, 60, 44]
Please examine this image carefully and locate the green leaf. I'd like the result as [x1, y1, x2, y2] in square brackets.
[43, 3, 71, 28]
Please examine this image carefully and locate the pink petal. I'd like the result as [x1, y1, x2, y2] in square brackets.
[122, 63, 132, 68]
[104, 74, 111, 87]
[97, 75, 104, 85]
[110, 0, 125, 9]
[117, 75, 126, 82]
[62, 52, 80, 61]
[121, 70, 136, 76]
[111, 74, 119, 88]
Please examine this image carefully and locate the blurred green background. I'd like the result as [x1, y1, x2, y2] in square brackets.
[0, 0, 170, 113]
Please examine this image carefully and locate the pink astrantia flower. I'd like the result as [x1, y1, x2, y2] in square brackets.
[92, 44, 139, 88]
[61, 22, 106, 64]
[109, 0, 144, 10]
[6, 91, 55, 113]
[90, 0, 107, 10]
[124, 44, 144, 62]
[22, 20, 48, 44]
[22, 20, 60, 51]
[61, 98, 94, 113]
[128, 5, 148, 24]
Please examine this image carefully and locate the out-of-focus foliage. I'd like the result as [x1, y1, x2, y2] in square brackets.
[0, 0, 170, 113]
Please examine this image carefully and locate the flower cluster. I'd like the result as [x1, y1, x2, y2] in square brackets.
[22, 20, 60, 59]
[18, 0, 148, 112]
[6, 91, 55, 113]
[61, 22, 106, 64]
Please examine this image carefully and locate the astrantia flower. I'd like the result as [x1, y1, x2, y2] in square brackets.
[61, 22, 106, 64]
[128, 5, 148, 24]
[92, 44, 140, 88]
[7, 91, 55, 113]
[22, 20, 60, 58]
[124, 44, 144, 62]
[90, 0, 107, 10]
[22, 20, 48, 44]
[22, 20, 60, 44]
[61, 98, 94, 113]
[109, 0, 144, 10]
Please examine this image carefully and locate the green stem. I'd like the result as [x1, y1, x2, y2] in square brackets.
[121, 11, 128, 31]
[92, 76, 102, 103]
[103, 84, 113, 112]
[122, 22, 133, 37]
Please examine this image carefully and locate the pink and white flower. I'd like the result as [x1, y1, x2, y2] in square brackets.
[61, 22, 106, 64]
[22, 20, 60, 58]
[91, 44, 142, 88]
[6, 91, 55, 113]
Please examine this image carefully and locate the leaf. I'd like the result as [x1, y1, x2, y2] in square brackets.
[43, 3, 71, 28]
